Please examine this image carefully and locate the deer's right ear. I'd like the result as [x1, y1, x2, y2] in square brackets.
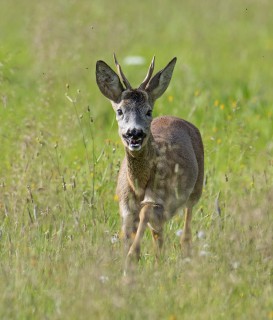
[96, 60, 124, 103]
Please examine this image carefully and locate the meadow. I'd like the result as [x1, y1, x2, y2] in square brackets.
[0, 0, 273, 319]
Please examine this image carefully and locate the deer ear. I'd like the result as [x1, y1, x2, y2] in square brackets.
[146, 57, 177, 102]
[96, 60, 124, 103]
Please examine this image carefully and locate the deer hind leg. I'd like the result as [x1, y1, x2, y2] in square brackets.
[180, 206, 193, 257]
[151, 228, 163, 263]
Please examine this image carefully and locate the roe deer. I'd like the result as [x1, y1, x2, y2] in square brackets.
[96, 55, 204, 271]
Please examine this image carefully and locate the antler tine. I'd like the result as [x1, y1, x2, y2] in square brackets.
[113, 53, 132, 89]
[139, 56, 155, 90]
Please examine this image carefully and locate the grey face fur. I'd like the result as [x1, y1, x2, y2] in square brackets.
[113, 90, 153, 151]
[96, 56, 177, 152]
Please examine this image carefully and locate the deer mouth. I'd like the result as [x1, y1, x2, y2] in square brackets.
[123, 136, 146, 151]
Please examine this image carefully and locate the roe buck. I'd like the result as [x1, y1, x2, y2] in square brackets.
[96, 55, 204, 270]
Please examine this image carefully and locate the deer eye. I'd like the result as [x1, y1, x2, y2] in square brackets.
[117, 109, 123, 116]
[146, 110, 152, 117]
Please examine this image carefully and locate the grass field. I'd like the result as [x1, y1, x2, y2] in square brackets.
[1, 0, 273, 319]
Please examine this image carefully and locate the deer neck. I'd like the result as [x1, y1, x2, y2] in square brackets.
[125, 137, 155, 196]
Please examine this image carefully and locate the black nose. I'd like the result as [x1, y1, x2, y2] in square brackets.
[126, 128, 145, 139]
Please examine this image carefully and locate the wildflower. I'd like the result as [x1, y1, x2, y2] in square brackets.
[168, 95, 174, 103]
[175, 229, 183, 237]
[232, 100, 237, 109]
[199, 250, 210, 257]
[231, 261, 240, 270]
[183, 257, 191, 263]
[111, 234, 119, 244]
[114, 194, 119, 202]
[99, 275, 109, 284]
[214, 100, 219, 107]
[220, 104, 225, 110]
[197, 230, 206, 239]
[119, 230, 124, 239]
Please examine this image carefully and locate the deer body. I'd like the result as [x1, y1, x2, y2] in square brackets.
[96, 56, 204, 270]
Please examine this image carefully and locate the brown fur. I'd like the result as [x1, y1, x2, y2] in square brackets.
[96, 56, 204, 271]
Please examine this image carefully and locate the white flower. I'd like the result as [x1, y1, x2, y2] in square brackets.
[231, 261, 240, 270]
[99, 275, 109, 284]
[183, 257, 192, 263]
[197, 230, 206, 239]
[175, 229, 183, 237]
[111, 234, 119, 244]
[199, 250, 210, 257]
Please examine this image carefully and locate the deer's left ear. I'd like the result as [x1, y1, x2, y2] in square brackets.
[96, 60, 124, 103]
[146, 57, 177, 102]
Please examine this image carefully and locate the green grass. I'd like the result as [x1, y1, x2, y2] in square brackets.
[1, 0, 273, 319]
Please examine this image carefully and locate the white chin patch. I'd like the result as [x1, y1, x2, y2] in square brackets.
[126, 137, 144, 151]
[128, 143, 142, 151]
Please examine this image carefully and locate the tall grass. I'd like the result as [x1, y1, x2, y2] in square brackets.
[0, 0, 273, 319]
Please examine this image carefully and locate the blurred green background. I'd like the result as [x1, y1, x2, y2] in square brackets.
[0, 0, 273, 319]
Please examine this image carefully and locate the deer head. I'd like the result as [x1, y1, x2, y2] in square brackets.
[96, 55, 177, 152]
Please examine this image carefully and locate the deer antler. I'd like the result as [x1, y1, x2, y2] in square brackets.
[113, 53, 132, 89]
[139, 56, 155, 90]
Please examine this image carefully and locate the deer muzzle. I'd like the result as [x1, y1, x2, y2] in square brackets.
[123, 128, 147, 151]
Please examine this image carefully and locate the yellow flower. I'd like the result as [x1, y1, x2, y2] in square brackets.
[119, 230, 124, 239]
[232, 100, 237, 109]
[168, 95, 174, 102]
[114, 194, 119, 202]
[217, 139, 222, 144]
[220, 104, 225, 110]
[214, 100, 219, 107]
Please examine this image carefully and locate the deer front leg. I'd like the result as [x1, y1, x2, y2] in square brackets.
[122, 214, 139, 260]
[125, 204, 155, 271]
[125, 203, 164, 271]
[119, 198, 140, 257]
